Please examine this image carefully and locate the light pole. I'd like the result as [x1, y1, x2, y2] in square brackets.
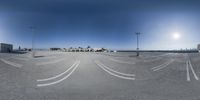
[135, 32, 141, 56]
[30, 26, 35, 58]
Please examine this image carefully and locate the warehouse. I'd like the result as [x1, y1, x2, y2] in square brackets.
[0, 43, 13, 53]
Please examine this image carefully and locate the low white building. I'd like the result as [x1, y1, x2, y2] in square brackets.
[0, 43, 13, 53]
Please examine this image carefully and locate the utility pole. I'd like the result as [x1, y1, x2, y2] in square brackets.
[30, 26, 35, 58]
[135, 32, 141, 56]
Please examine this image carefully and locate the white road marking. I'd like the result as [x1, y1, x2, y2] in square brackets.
[151, 60, 172, 70]
[37, 61, 80, 87]
[0, 58, 23, 68]
[95, 60, 135, 80]
[186, 61, 190, 81]
[97, 60, 135, 77]
[36, 58, 66, 66]
[109, 58, 135, 64]
[188, 60, 199, 80]
[37, 61, 78, 82]
[152, 59, 174, 71]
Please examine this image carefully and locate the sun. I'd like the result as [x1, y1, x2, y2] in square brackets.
[172, 32, 181, 40]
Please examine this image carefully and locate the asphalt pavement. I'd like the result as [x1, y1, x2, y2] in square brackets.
[0, 51, 200, 100]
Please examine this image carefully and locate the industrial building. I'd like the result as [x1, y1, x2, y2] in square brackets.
[0, 43, 13, 53]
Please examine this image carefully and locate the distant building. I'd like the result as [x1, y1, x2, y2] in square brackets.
[93, 48, 107, 52]
[50, 48, 61, 51]
[198, 44, 200, 52]
[0, 43, 13, 53]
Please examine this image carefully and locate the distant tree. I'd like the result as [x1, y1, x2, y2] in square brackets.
[87, 46, 91, 52]
[87, 46, 91, 49]
[69, 47, 73, 52]
[101, 48, 106, 52]
[78, 47, 81, 52]
[63, 48, 66, 52]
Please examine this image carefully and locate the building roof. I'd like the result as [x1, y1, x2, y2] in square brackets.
[0, 43, 13, 46]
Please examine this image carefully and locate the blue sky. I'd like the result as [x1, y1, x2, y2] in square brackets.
[0, 0, 200, 50]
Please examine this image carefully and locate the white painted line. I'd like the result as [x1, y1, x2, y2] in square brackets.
[0, 59, 23, 68]
[153, 60, 174, 71]
[36, 58, 66, 66]
[95, 60, 135, 80]
[188, 60, 199, 80]
[109, 58, 135, 64]
[37, 61, 78, 82]
[97, 60, 135, 77]
[186, 61, 190, 81]
[37, 61, 80, 87]
[151, 60, 172, 70]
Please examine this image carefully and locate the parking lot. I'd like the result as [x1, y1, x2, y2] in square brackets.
[0, 51, 200, 100]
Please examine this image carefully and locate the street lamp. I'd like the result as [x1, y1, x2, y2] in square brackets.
[135, 32, 141, 56]
[30, 26, 35, 58]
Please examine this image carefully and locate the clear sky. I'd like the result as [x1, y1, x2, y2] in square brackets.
[0, 0, 200, 50]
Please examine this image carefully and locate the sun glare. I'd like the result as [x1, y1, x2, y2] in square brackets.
[172, 32, 181, 40]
